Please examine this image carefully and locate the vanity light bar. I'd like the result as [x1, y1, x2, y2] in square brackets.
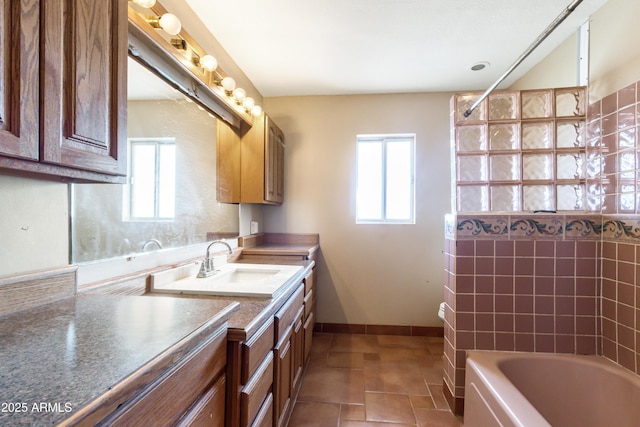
[129, 0, 263, 117]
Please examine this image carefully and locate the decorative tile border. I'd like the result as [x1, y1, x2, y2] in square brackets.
[509, 215, 563, 239]
[564, 216, 602, 239]
[450, 213, 640, 243]
[601, 216, 640, 240]
[455, 216, 509, 238]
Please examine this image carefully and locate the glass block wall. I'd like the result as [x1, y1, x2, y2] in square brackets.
[450, 87, 587, 212]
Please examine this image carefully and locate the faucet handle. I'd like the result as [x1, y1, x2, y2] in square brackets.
[197, 261, 209, 278]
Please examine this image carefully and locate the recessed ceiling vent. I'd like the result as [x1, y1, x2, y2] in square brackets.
[470, 62, 490, 71]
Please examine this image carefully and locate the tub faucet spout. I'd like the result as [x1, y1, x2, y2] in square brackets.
[198, 240, 233, 278]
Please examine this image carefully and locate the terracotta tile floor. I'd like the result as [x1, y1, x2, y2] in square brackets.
[289, 333, 463, 427]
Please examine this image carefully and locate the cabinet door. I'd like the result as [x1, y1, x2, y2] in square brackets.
[304, 311, 315, 362]
[292, 308, 305, 395]
[240, 352, 274, 427]
[0, 0, 40, 160]
[176, 375, 226, 427]
[274, 327, 293, 427]
[41, 0, 127, 176]
[265, 116, 284, 204]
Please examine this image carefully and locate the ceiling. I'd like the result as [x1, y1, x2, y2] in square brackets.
[183, 0, 608, 97]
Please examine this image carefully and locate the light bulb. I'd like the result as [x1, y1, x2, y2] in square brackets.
[133, 0, 157, 7]
[200, 54, 218, 72]
[233, 88, 246, 103]
[159, 13, 181, 35]
[251, 105, 263, 117]
[221, 76, 236, 93]
[242, 97, 255, 110]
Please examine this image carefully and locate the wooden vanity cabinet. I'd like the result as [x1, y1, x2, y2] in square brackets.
[303, 270, 317, 361]
[0, 0, 127, 183]
[227, 318, 275, 427]
[274, 284, 305, 427]
[237, 238, 319, 388]
[217, 113, 284, 204]
[98, 327, 227, 426]
[226, 280, 308, 427]
[177, 375, 226, 427]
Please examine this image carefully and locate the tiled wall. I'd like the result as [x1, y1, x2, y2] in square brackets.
[601, 238, 640, 372]
[591, 81, 640, 373]
[443, 214, 602, 413]
[444, 80, 640, 415]
[588, 82, 639, 213]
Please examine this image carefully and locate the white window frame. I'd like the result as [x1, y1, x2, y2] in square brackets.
[123, 137, 176, 222]
[356, 133, 416, 224]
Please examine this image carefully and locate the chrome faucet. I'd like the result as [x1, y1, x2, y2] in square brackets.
[141, 238, 163, 251]
[198, 240, 233, 278]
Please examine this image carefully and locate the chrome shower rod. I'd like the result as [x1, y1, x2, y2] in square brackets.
[463, 0, 584, 118]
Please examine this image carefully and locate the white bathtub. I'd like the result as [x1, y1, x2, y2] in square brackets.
[464, 351, 640, 427]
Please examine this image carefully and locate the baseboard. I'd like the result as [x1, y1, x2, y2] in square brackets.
[313, 322, 444, 337]
[443, 379, 465, 415]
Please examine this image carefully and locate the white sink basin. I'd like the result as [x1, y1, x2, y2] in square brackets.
[150, 262, 302, 298]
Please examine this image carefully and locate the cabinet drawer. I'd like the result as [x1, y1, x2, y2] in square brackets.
[304, 288, 314, 319]
[100, 326, 227, 426]
[250, 392, 273, 427]
[303, 271, 315, 295]
[176, 374, 226, 427]
[242, 318, 274, 384]
[240, 352, 274, 427]
[275, 284, 304, 343]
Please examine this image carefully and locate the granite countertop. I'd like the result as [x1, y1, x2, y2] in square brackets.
[238, 233, 319, 259]
[0, 294, 238, 426]
[240, 243, 319, 257]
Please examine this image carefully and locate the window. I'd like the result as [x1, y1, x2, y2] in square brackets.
[356, 134, 415, 224]
[124, 138, 176, 221]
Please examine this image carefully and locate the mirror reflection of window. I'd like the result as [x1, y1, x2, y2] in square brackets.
[68, 57, 239, 263]
[125, 138, 176, 220]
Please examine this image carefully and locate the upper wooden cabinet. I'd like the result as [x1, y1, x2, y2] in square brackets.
[0, 0, 127, 183]
[217, 114, 285, 204]
[0, 0, 40, 161]
[262, 116, 285, 204]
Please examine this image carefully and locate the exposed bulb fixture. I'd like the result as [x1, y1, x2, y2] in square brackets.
[148, 12, 182, 35]
[251, 105, 262, 117]
[160, 13, 182, 35]
[200, 54, 218, 72]
[242, 97, 255, 111]
[221, 76, 236, 94]
[133, 3, 262, 121]
[233, 88, 246, 103]
[132, 0, 156, 8]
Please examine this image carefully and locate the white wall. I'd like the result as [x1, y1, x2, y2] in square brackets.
[263, 93, 452, 326]
[0, 176, 68, 276]
[509, 0, 640, 101]
[588, 0, 640, 101]
[509, 32, 577, 91]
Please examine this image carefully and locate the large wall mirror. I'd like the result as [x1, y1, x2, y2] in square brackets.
[70, 57, 239, 263]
